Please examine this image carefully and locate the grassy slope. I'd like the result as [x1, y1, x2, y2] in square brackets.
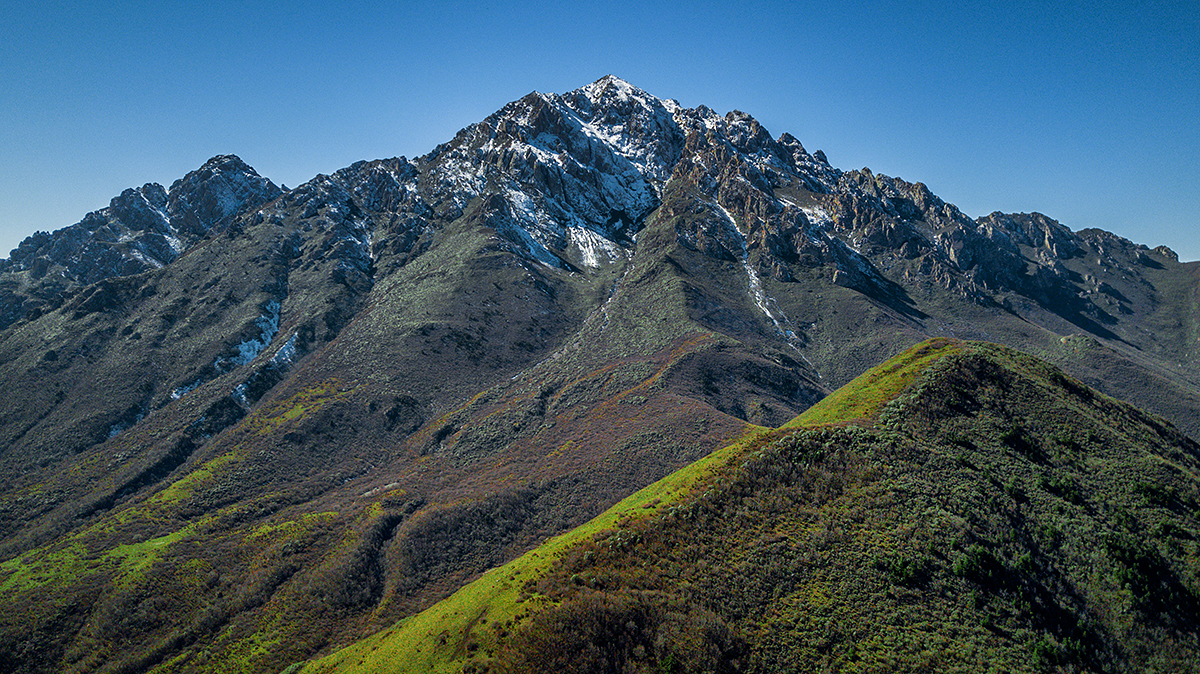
[302, 337, 1200, 673]
[781, 337, 962, 428]
[485, 341, 1200, 673]
[297, 424, 767, 674]
[298, 339, 966, 673]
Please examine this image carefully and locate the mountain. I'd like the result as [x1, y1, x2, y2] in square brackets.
[0, 76, 1197, 673]
[302, 339, 1200, 674]
[0, 155, 282, 329]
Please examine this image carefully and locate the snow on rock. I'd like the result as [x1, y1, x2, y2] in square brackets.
[171, 299, 287, 404]
[107, 411, 144, 438]
[568, 226, 625, 268]
[171, 379, 203, 400]
[800, 206, 834, 228]
[167, 155, 282, 236]
[495, 189, 564, 267]
[563, 75, 685, 188]
[217, 300, 281, 371]
[232, 382, 250, 408]
[269, 332, 298, 368]
[419, 76, 695, 271]
[128, 249, 165, 269]
[718, 203, 806, 351]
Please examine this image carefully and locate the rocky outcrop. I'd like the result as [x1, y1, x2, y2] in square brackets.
[0, 155, 281, 329]
[7, 77, 1186, 338]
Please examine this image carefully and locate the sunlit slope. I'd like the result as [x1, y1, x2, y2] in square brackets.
[297, 426, 771, 674]
[298, 339, 965, 673]
[780, 337, 962, 427]
[306, 338, 1200, 673]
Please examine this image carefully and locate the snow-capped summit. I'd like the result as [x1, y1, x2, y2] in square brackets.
[560, 76, 686, 187]
[0, 77, 1196, 674]
[0, 154, 281, 328]
[2, 77, 1181, 340]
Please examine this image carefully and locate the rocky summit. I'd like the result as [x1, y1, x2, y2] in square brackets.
[0, 76, 1197, 673]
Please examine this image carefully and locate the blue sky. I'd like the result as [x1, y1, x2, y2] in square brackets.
[3, 0, 1197, 260]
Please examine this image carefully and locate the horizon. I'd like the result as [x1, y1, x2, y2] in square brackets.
[3, 1, 1197, 261]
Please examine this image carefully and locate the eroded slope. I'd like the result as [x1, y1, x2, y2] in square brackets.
[312, 339, 1200, 674]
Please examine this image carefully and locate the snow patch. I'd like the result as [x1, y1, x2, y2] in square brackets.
[364, 228, 376, 262]
[800, 206, 833, 228]
[432, 148, 486, 207]
[108, 412, 144, 438]
[568, 227, 624, 268]
[719, 204, 776, 325]
[269, 332, 298, 367]
[502, 189, 564, 267]
[164, 234, 185, 254]
[717, 203, 811, 367]
[507, 188, 539, 222]
[360, 482, 402, 498]
[217, 300, 281, 370]
[171, 379, 203, 400]
[129, 249, 164, 269]
[172, 310, 293, 404]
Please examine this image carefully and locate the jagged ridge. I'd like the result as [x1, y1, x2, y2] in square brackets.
[304, 339, 1200, 674]
[0, 77, 1197, 674]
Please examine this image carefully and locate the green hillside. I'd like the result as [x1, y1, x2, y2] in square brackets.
[3, 77, 1199, 674]
[297, 424, 772, 674]
[299, 338, 1200, 673]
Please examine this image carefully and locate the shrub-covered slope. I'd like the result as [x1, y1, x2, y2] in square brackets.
[1, 76, 1198, 674]
[308, 338, 1200, 674]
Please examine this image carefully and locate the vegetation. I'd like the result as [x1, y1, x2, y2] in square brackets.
[300, 426, 769, 674]
[2, 80, 1199, 674]
[304, 339, 1200, 673]
[781, 337, 961, 427]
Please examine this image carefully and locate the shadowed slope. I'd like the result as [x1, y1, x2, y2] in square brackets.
[1, 76, 1199, 674]
[303, 339, 1200, 674]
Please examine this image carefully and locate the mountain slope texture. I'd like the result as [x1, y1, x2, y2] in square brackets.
[302, 339, 1200, 674]
[0, 76, 1197, 673]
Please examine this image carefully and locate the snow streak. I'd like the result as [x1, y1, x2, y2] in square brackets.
[219, 301, 282, 369]
[717, 204, 818, 377]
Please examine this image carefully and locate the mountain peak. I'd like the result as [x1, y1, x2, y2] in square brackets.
[174, 154, 271, 190]
[0, 153, 282, 328]
[2, 80, 1200, 674]
[201, 153, 250, 169]
[582, 74, 640, 95]
[569, 75, 672, 114]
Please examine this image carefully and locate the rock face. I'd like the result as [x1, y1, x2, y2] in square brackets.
[3, 78, 1190, 354]
[0, 76, 1197, 674]
[0, 155, 280, 328]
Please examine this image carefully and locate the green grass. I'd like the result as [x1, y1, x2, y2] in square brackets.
[783, 337, 962, 427]
[297, 340, 965, 674]
[246, 380, 355, 437]
[249, 512, 338, 543]
[151, 451, 241, 506]
[0, 518, 202, 596]
[0, 539, 91, 595]
[104, 522, 201, 586]
[299, 425, 768, 674]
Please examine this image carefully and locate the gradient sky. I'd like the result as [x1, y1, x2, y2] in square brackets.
[3, 1, 1197, 260]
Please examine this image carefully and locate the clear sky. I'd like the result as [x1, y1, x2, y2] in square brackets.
[3, 1, 1197, 260]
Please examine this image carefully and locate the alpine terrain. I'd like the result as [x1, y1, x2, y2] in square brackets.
[0, 76, 1196, 673]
